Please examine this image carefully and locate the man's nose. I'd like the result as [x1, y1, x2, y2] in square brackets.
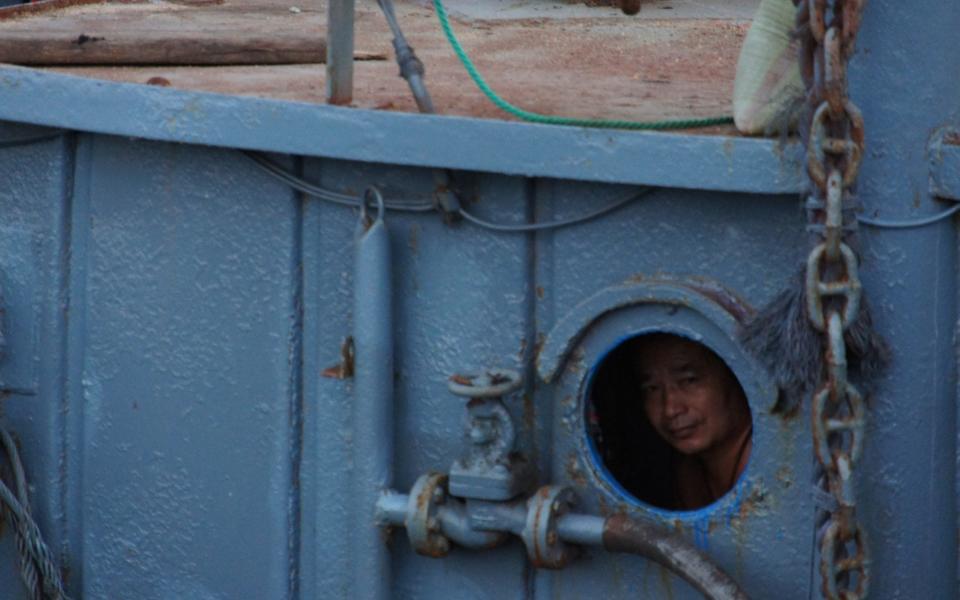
[662, 386, 687, 418]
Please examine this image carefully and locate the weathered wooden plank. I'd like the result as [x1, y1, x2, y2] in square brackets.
[0, 33, 326, 65]
[0, 0, 339, 65]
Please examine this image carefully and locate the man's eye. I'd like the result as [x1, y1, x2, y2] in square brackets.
[679, 376, 698, 386]
[641, 384, 659, 396]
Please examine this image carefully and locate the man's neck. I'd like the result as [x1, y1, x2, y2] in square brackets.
[698, 422, 752, 498]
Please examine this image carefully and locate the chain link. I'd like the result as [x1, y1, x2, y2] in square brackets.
[795, 0, 870, 597]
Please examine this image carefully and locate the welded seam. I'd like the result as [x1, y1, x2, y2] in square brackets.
[286, 156, 306, 600]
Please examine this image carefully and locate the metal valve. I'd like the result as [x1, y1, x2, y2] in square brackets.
[447, 368, 532, 501]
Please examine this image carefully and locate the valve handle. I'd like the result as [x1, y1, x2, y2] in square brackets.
[448, 368, 522, 399]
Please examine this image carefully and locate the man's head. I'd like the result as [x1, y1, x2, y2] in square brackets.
[631, 334, 751, 457]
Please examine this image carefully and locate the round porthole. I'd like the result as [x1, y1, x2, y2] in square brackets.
[584, 332, 753, 511]
[538, 278, 778, 517]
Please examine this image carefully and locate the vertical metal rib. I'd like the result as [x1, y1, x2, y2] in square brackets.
[352, 191, 393, 600]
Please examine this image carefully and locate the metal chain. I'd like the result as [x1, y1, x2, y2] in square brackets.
[795, 0, 870, 597]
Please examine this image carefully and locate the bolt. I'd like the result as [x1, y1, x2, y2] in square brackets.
[432, 487, 444, 503]
[427, 517, 439, 531]
[548, 531, 558, 546]
[551, 501, 560, 512]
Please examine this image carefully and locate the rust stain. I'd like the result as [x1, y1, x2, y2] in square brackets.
[565, 347, 586, 376]
[146, 76, 171, 87]
[449, 374, 473, 386]
[535, 286, 544, 300]
[597, 495, 614, 517]
[731, 484, 769, 529]
[683, 277, 754, 323]
[565, 453, 588, 488]
[321, 336, 355, 379]
[945, 131, 960, 145]
[529, 488, 550, 565]
[522, 392, 535, 431]
[531, 332, 546, 363]
[517, 337, 527, 361]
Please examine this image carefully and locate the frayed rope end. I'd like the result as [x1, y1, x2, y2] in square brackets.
[739, 270, 890, 414]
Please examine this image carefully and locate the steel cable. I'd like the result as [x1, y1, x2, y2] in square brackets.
[245, 151, 435, 212]
[0, 427, 70, 600]
[248, 150, 655, 231]
[857, 202, 960, 229]
[458, 188, 655, 232]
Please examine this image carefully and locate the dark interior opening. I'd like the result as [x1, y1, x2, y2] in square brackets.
[586, 332, 752, 511]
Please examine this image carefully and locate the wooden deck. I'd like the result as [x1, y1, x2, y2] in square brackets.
[0, 0, 755, 133]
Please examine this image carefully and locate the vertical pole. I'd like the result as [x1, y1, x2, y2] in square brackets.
[852, 1, 960, 597]
[352, 190, 393, 600]
[326, 0, 355, 105]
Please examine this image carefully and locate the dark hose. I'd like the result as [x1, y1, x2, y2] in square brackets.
[602, 514, 749, 600]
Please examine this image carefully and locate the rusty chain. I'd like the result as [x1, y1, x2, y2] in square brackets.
[794, 0, 870, 597]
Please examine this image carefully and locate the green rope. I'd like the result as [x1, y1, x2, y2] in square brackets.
[433, 0, 734, 130]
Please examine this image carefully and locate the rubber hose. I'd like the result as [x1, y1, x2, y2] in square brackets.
[602, 514, 749, 600]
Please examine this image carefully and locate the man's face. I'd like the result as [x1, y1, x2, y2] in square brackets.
[635, 335, 750, 456]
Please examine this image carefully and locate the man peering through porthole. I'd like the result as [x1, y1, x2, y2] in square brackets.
[587, 333, 753, 511]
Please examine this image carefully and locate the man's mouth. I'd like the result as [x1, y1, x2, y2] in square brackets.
[667, 422, 700, 439]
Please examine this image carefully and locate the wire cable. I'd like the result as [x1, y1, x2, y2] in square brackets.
[858, 202, 960, 229]
[247, 150, 654, 231]
[457, 187, 655, 232]
[245, 151, 436, 212]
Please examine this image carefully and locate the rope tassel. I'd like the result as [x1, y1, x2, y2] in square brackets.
[739, 269, 888, 413]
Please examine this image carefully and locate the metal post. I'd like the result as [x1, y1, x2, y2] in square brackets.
[352, 189, 393, 600]
[326, 0, 355, 105]
[852, 1, 960, 597]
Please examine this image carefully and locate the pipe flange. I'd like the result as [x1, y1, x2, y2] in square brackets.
[405, 472, 450, 558]
[522, 486, 578, 569]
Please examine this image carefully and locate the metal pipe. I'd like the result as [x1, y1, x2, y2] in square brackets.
[601, 514, 748, 600]
[438, 501, 508, 550]
[379, 484, 746, 600]
[555, 513, 604, 546]
[376, 490, 407, 527]
[326, 0, 355, 104]
[352, 189, 393, 600]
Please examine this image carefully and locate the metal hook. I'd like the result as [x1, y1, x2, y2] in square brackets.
[360, 186, 386, 225]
